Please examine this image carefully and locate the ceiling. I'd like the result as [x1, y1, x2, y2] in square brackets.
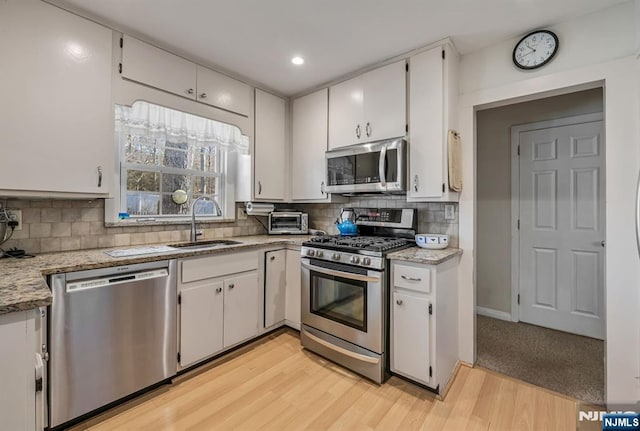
[49, 0, 628, 96]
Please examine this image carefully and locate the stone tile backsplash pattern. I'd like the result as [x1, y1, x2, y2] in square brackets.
[1, 196, 458, 254]
[1, 200, 266, 254]
[295, 195, 459, 247]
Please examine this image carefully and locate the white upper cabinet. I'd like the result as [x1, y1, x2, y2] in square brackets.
[407, 44, 459, 202]
[121, 36, 251, 116]
[0, 0, 113, 196]
[122, 35, 197, 100]
[292, 89, 329, 201]
[328, 60, 406, 149]
[254, 89, 286, 200]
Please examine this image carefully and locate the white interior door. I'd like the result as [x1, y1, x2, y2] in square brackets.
[516, 115, 605, 339]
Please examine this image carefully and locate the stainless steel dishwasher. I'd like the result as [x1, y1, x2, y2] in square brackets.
[48, 260, 177, 429]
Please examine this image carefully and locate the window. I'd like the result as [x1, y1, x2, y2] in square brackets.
[115, 102, 248, 221]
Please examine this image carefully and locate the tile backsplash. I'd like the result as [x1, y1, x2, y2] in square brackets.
[0, 196, 458, 254]
[0, 199, 266, 254]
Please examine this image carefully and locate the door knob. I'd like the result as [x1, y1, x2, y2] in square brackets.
[215, 287, 222, 293]
[186, 88, 194, 95]
[199, 92, 207, 99]
[396, 299, 403, 305]
[228, 283, 235, 289]
[270, 256, 275, 261]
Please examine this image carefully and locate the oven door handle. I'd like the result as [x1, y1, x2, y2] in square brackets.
[302, 328, 380, 364]
[301, 262, 381, 282]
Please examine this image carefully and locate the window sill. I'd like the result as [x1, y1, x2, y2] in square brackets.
[105, 217, 236, 227]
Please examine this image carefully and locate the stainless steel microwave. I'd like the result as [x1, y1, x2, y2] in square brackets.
[325, 138, 406, 194]
[268, 212, 308, 234]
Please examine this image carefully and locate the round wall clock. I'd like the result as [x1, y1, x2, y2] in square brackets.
[512, 30, 559, 70]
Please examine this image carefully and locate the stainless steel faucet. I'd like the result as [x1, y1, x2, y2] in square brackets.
[190, 196, 222, 242]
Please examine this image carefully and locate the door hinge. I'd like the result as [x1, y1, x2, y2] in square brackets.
[118, 63, 122, 74]
[405, 63, 409, 72]
[517, 294, 520, 305]
[429, 366, 433, 377]
[428, 303, 433, 315]
[442, 50, 445, 60]
[120, 37, 123, 48]
[517, 145, 520, 156]
[177, 352, 181, 363]
[517, 219, 520, 230]
[178, 293, 181, 305]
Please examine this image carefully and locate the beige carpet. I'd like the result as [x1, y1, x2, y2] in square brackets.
[476, 315, 604, 405]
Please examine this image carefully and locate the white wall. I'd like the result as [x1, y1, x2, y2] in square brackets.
[476, 89, 603, 315]
[457, 1, 640, 407]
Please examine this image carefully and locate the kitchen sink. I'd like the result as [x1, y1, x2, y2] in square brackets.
[167, 239, 242, 250]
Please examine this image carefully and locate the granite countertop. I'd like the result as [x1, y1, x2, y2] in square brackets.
[387, 246, 463, 265]
[0, 235, 311, 316]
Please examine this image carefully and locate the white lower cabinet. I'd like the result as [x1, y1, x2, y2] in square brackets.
[178, 252, 259, 369]
[284, 248, 302, 329]
[390, 258, 459, 392]
[0, 309, 40, 431]
[264, 249, 287, 328]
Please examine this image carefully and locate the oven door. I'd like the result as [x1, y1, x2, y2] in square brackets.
[301, 258, 384, 354]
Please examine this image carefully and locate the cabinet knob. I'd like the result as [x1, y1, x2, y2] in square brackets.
[365, 122, 372, 137]
[413, 174, 419, 192]
[228, 283, 235, 289]
[186, 88, 194, 95]
[216, 287, 222, 293]
[199, 92, 208, 99]
[270, 256, 276, 261]
[258, 181, 262, 195]
[355, 124, 361, 139]
[396, 299, 403, 305]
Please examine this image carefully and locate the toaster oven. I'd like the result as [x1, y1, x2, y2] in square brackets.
[268, 212, 308, 234]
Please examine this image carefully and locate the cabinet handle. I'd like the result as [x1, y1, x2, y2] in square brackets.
[270, 256, 276, 261]
[401, 275, 422, 282]
[320, 181, 325, 195]
[413, 174, 419, 192]
[186, 88, 194, 95]
[97, 166, 102, 188]
[228, 283, 235, 289]
[396, 299, 403, 305]
[365, 122, 372, 137]
[199, 92, 207, 99]
[355, 124, 361, 139]
[215, 287, 222, 293]
[258, 181, 262, 195]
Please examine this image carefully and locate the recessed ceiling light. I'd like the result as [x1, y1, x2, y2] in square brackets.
[291, 56, 304, 65]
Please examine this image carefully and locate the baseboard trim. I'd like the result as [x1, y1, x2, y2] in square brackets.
[476, 306, 512, 321]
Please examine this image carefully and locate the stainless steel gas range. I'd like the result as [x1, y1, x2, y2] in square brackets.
[300, 208, 416, 383]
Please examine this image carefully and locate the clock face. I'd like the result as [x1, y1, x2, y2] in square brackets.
[513, 30, 559, 70]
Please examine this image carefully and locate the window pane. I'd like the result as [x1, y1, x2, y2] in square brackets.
[164, 142, 189, 169]
[192, 196, 218, 215]
[161, 194, 188, 215]
[124, 135, 160, 165]
[193, 176, 217, 195]
[162, 173, 190, 193]
[195, 147, 217, 172]
[127, 170, 160, 192]
[126, 192, 160, 215]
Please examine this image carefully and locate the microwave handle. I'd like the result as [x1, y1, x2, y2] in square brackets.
[379, 145, 387, 188]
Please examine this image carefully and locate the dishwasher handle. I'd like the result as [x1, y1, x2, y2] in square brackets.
[66, 268, 169, 293]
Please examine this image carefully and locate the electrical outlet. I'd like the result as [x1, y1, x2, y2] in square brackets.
[237, 207, 247, 220]
[444, 204, 455, 220]
[8, 209, 22, 230]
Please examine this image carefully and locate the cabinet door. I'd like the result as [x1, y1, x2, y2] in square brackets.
[122, 35, 197, 100]
[363, 61, 407, 142]
[328, 75, 364, 149]
[179, 281, 224, 367]
[254, 89, 286, 200]
[0, 0, 113, 195]
[292, 89, 329, 200]
[285, 249, 302, 328]
[196, 65, 251, 116]
[407, 47, 444, 200]
[392, 292, 431, 384]
[264, 250, 287, 327]
[224, 272, 259, 348]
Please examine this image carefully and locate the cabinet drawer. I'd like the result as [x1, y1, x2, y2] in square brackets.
[393, 264, 431, 293]
[181, 251, 258, 283]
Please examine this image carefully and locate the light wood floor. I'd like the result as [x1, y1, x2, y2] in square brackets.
[71, 329, 584, 431]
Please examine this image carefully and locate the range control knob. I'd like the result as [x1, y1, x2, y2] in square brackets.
[331, 253, 341, 261]
[316, 251, 324, 258]
[361, 257, 371, 266]
[306, 249, 315, 257]
[350, 256, 360, 264]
